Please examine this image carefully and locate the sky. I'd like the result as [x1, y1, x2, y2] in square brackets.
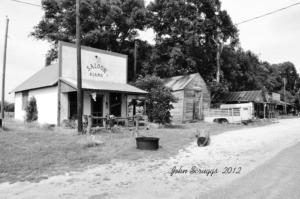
[0, 0, 300, 102]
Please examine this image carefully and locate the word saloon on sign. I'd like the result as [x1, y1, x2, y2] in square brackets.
[86, 56, 108, 78]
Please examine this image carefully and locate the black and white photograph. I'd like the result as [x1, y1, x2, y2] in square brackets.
[0, 0, 300, 198]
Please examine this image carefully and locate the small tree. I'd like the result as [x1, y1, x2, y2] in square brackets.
[25, 97, 38, 122]
[133, 75, 177, 124]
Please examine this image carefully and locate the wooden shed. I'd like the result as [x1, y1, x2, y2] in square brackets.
[162, 73, 211, 123]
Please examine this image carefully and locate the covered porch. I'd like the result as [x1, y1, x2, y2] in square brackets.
[59, 77, 147, 127]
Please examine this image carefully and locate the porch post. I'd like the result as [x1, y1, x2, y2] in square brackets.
[57, 42, 63, 126]
[263, 103, 266, 119]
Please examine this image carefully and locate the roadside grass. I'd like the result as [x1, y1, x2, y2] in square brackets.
[0, 119, 274, 183]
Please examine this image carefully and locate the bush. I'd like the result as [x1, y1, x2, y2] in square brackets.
[25, 97, 38, 122]
[133, 75, 177, 124]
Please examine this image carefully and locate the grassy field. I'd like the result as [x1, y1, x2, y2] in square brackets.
[0, 119, 274, 183]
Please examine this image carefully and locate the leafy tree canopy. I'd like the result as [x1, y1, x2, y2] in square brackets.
[32, 0, 300, 107]
[32, 0, 150, 80]
[220, 46, 300, 104]
[144, 0, 238, 79]
[133, 75, 177, 123]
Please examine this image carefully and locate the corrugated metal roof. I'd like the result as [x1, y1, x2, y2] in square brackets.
[213, 90, 265, 103]
[12, 64, 58, 93]
[61, 77, 147, 94]
[162, 73, 198, 91]
[12, 64, 146, 94]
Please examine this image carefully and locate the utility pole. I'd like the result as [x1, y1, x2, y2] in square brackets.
[215, 42, 224, 84]
[76, 0, 83, 133]
[213, 28, 224, 84]
[283, 78, 287, 115]
[133, 40, 138, 81]
[1, 16, 9, 126]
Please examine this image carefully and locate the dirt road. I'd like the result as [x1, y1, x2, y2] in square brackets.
[0, 118, 300, 199]
[201, 141, 300, 199]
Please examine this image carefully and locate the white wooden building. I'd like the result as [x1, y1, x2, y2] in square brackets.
[12, 41, 146, 125]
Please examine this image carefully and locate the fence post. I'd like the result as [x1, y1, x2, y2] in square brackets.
[135, 116, 139, 130]
[87, 115, 92, 135]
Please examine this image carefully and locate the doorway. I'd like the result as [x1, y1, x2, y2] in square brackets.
[110, 93, 122, 117]
[91, 94, 103, 127]
[68, 92, 77, 119]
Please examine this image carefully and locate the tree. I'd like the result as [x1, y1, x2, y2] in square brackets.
[133, 75, 177, 124]
[25, 97, 38, 122]
[146, 0, 238, 83]
[32, 0, 150, 80]
[220, 45, 300, 107]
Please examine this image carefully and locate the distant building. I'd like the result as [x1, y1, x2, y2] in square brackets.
[12, 41, 146, 125]
[162, 73, 211, 123]
[212, 90, 294, 118]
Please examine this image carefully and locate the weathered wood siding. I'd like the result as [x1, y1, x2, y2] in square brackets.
[167, 73, 211, 123]
[170, 90, 184, 122]
[183, 74, 211, 122]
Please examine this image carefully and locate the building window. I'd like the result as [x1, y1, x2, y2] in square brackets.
[22, 91, 29, 110]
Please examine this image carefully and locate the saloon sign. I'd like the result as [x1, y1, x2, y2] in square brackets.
[86, 55, 108, 78]
[60, 41, 127, 83]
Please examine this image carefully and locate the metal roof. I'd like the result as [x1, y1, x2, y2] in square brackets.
[61, 77, 147, 94]
[12, 64, 58, 93]
[213, 90, 265, 103]
[162, 73, 199, 91]
[12, 64, 146, 94]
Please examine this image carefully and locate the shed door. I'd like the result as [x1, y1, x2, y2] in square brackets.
[193, 91, 201, 120]
[193, 100, 199, 120]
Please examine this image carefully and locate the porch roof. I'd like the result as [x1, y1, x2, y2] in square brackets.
[61, 77, 147, 94]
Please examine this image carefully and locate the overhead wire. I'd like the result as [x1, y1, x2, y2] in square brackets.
[9, 0, 300, 27]
[10, 0, 41, 7]
[236, 2, 300, 25]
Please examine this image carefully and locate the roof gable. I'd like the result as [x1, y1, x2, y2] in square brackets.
[162, 73, 199, 91]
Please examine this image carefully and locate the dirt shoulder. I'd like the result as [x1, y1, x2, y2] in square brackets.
[201, 141, 300, 199]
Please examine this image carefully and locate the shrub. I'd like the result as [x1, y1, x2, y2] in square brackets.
[133, 75, 177, 124]
[25, 96, 38, 122]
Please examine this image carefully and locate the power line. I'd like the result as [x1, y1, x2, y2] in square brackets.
[236, 2, 300, 25]
[10, 0, 41, 7]
[9, 0, 300, 27]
